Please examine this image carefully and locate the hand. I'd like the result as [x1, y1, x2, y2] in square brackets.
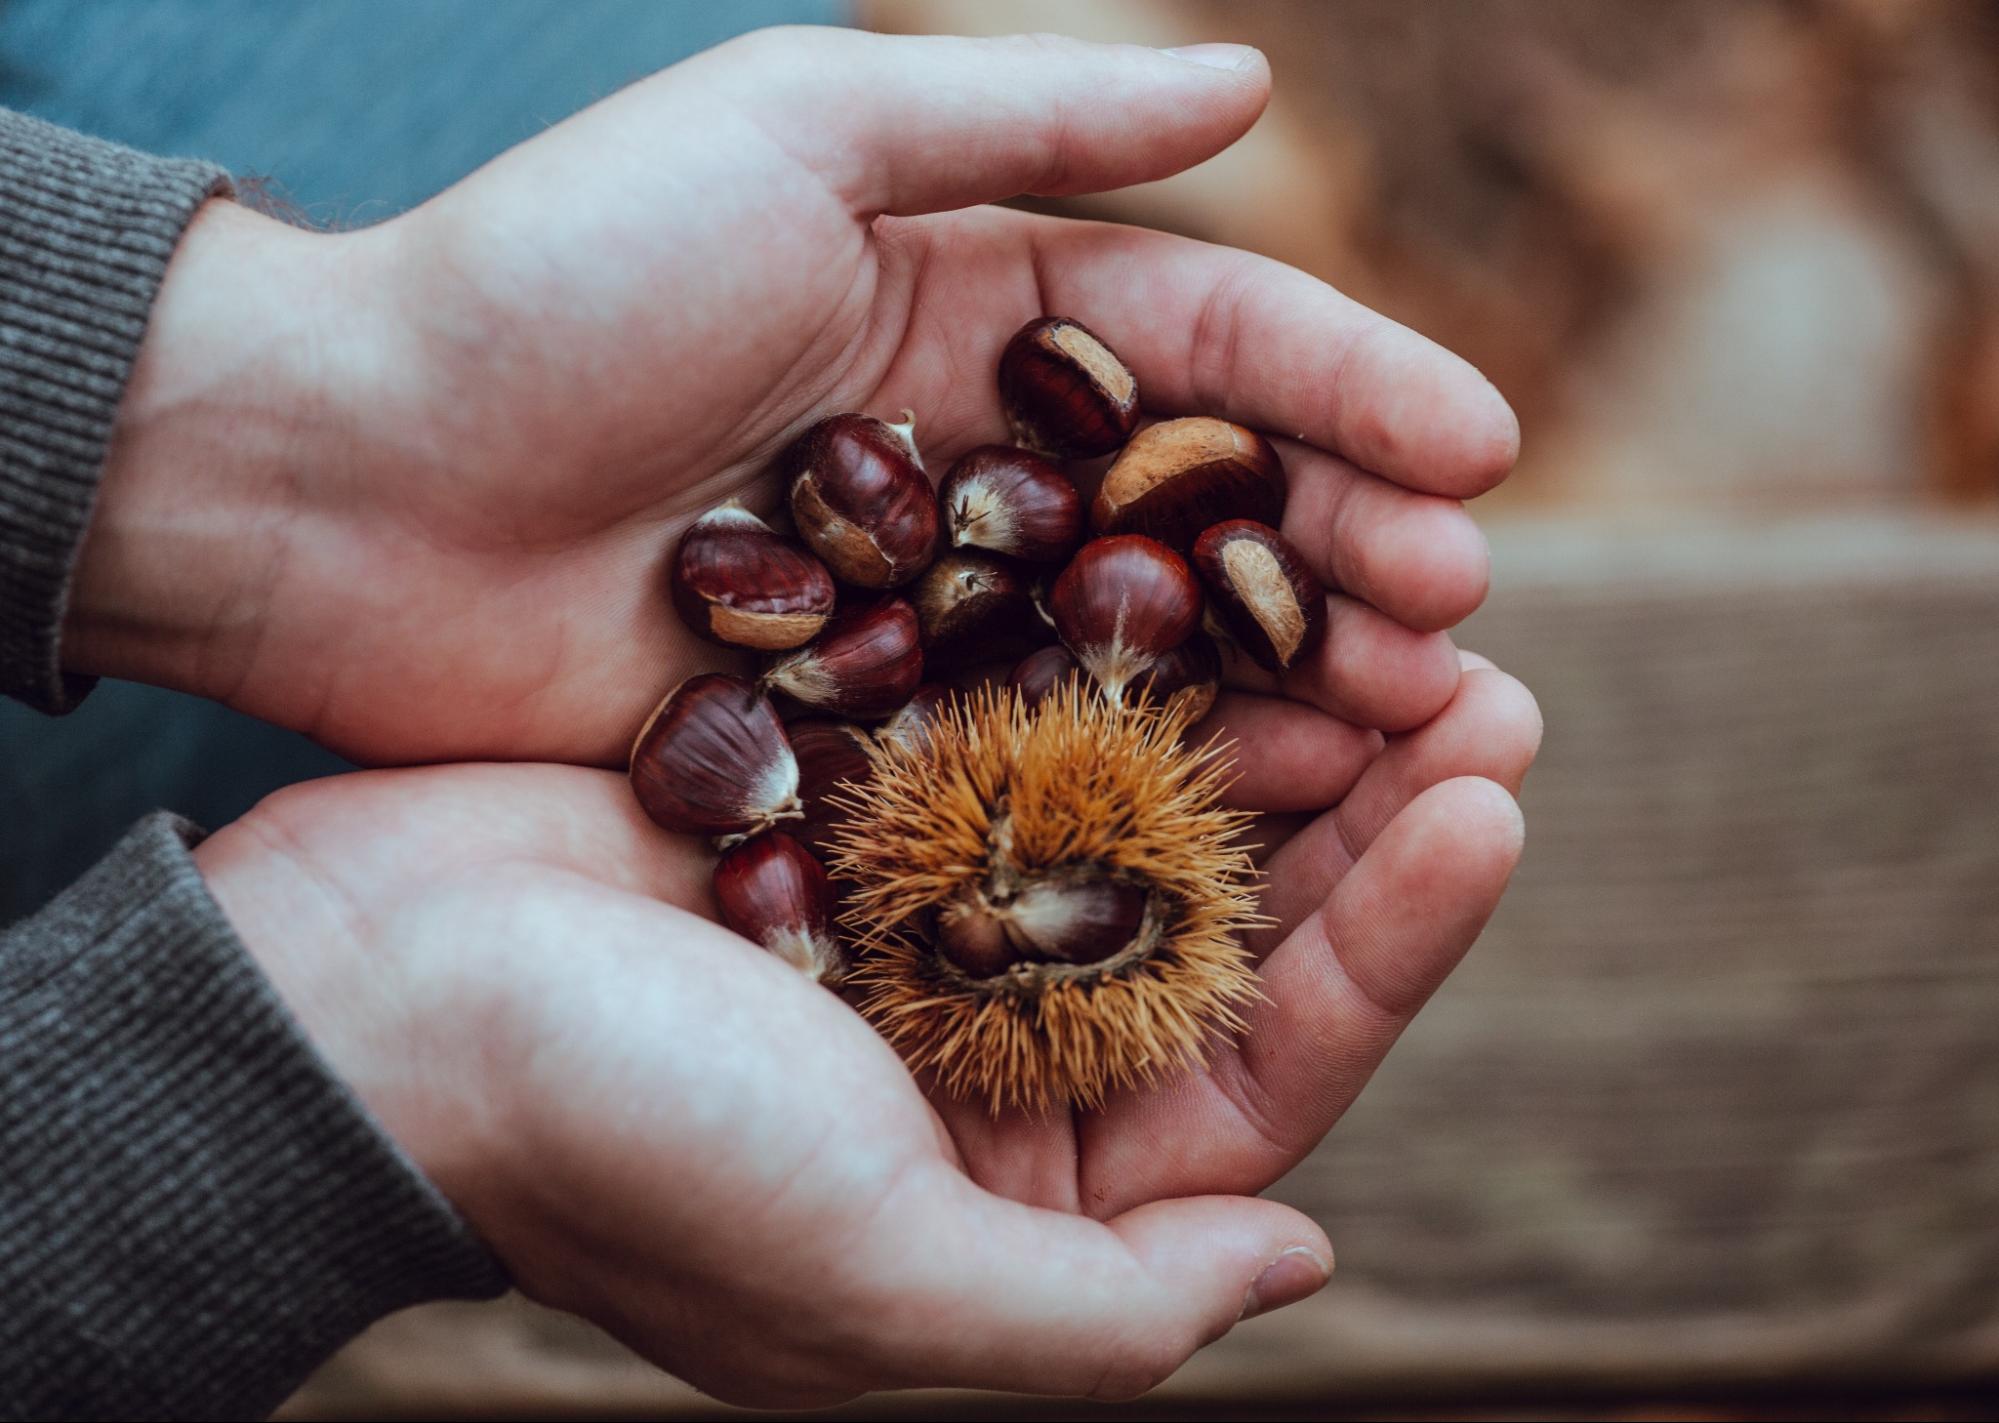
[68, 27, 1515, 767]
[192, 650, 1537, 1408]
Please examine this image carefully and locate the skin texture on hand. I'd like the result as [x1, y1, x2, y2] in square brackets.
[67, 27, 1515, 773]
[91, 26, 1545, 1405]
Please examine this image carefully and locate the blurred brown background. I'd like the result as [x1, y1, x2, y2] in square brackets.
[32, 0, 1979, 1418]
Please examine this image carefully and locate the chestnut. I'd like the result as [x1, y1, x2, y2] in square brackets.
[1002, 871, 1149, 965]
[934, 889, 1021, 980]
[1128, 630, 1222, 723]
[938, 445, 1082, 563]
[876, 683, 956, 755]
[784, 411, 939, 588]
[1091, 418, 1285, 552]
[788, 718, 876, 857]
[630, 674, 801, 837]
[669, 502, 836, 650]
[1192, 520, 1327, 674]
[763, 597, 923, 719]
[1007, 644, 1082, 710]
[713, 831, 843, 982]
[998, 316, 1140, 459]
[908, 550, 1040, 670]
[1048, 535, 1202, 701]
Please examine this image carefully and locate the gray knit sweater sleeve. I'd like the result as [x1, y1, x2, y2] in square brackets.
[0, 112, 508, 1420]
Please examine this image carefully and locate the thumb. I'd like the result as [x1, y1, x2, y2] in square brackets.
[703, 27, 1270, 218]
[875, 1167, 1332, 1399]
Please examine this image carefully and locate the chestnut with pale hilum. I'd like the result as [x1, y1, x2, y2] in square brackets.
[875, 683, 955, 755]
[669, 502, 835, 650]
[784, 410, 938, 589]
[1193, 519, 1328, 675]
[938, 445, 1082, 563]
[629, 674, 801, 840]
[712, 831, 844, 984]
[1127, 630, 1222, 723]
[761, 597, 924, 720]
[1048, 534, 1203, 702]
[1092, 417, 1286, 554]
[1007, 643, 1082, 709]
[997, 316, 1140, 460]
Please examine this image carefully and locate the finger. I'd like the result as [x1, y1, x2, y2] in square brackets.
[1026, 217, 1519, 497]
[1081, 778, 1523, 1212]
[1197, 692, 1381, 813]
[875, 1167, 1330, 1399]
[1459, 649, 1498, 671]
[1276, 440, 1492, 632]
[1222, 594, 1461, 734]
[714, 29, 1270, 218]
[1255, 666, 1542, 937]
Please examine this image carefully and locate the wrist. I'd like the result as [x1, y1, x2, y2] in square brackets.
[62, 200, 380, 704]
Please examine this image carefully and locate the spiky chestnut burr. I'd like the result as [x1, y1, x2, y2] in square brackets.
[826, 681, 1266, 1112]
[997, 317, 1140, 459]
[1091, 418, 1285, 553]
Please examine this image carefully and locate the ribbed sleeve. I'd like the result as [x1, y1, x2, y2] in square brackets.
[0, 814, 509, 1421]
[0, 108, 231, 714]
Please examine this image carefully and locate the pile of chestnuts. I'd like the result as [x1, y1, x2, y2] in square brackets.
[629, 315, 1328, 991]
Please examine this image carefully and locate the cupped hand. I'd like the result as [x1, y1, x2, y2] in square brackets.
[192, 647, 1537, 1408]
[72, 27, 1514, 767]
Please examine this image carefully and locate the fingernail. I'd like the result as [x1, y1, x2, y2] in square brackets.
[1240, 1245, 1331, 1320]
[1160, 43, 1262, 72]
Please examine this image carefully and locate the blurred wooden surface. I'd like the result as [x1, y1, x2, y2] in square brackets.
[284, 515, 1999, 1418]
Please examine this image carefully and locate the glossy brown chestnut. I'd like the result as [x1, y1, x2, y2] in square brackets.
[875, 683, 955, 755]
[1127, 630, 1222, 723]
[629, 674, 800, 837]
[998, 317, 1140, 459]
[1192, 519, 1328, 673]
[763, 597, 923, 719]
[713, 831, 842, 982]
[931, 870, 1148, 974]
[1048, 535, 1202, 700]
[1007, 644, 1082, 710]
[669, 502, 837, 650]
[784, 411, 938, 588]
[788, 718, 876, 857]
[1091, 418, 1285, 552]
[938, 445, 1082, 563]
[908, 550, 1040, 670]
[1002, 871, 1149, 965]
[933, 893, 1018, 979]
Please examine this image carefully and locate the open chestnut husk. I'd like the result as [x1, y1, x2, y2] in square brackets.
[763, 597, 923, 720]
[630, 674, 801, 838]
[669, 502, 836, 650]
[938, 445, 1082, 563]
[713, 831, 843, 982]
[1048, 534, 1202, 701]
[908, 549, 1041, 670]
[784, 411, 938, 589]
[998, 317, 1140, 459]
[1192, 520, 1327, 674]
[1091, 418, 1285, 553]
